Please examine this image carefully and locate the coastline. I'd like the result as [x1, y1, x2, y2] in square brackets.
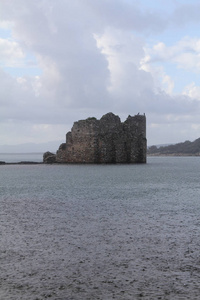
[0, 153, 43, 164]
[1, 155, 200, 165]
[147, 153, 200, 156]
[0, 161, 43, 165]
[1, 154, 200, 165]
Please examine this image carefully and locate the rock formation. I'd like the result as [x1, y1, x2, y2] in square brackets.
[43, 151, 56, 164]
[44, 112, 147, 164]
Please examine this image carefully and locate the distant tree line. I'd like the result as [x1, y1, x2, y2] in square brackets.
[148, 138, 200, 155]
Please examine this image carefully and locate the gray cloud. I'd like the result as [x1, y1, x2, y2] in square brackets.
[172, 3, 200, 26]
[0, 0, 200, 145]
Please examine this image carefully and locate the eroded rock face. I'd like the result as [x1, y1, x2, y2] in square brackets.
[55, 112, 147, 164]
[43, 152, 56, 164]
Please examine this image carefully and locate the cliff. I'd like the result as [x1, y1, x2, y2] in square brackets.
[44, 112, 147, 164]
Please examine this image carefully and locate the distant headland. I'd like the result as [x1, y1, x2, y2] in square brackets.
[43, 112, 147, 164]
[148, 138, 200, 156]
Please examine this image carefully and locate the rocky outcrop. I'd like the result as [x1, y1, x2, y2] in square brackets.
[49, 112, 146, 164]
[43, 151, 56, 164]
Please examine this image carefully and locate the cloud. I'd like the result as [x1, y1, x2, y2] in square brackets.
[84, 0, 167, 33]
[0, 38, 24, 67]
[172, 3, 200, 26]
[183, 82, 200, 101]
[94, 27, 155, 111]
[0, 0, 200, 146]
[145, 37, 200, 72]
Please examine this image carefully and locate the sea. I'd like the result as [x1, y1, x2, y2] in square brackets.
[0, 156, 200, 299]
[0, 153, 43, 163]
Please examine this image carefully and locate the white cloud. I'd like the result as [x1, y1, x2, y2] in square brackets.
[146, 37, 200, 72]
[183, 82, 200, 100]
[0, 0, 200, 146]
[95, 28, 149, 96]
[140, 52, 175, 95]
[0, 20, 13, 30]
[0, 38, 24, 67]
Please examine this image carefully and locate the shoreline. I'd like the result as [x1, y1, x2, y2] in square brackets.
[1, 155, 199, 165]
[0, 161, 43, 165]
[147, 153, 200, 156]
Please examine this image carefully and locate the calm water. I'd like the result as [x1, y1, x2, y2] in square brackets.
[0, 157, 200, 299]
[0, 153, 43, 163]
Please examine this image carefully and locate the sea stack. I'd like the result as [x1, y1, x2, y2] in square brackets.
[44, 112, 147, 164]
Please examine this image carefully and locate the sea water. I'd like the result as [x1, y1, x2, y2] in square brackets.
[0, 153, 43, 163]
[0, 157, 200, 299]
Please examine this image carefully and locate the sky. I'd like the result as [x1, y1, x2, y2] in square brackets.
[1, 0, 200, 148]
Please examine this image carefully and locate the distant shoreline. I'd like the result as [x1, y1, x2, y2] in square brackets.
[0, 161, 43, 165]
[0, 153, 43, 164]
[1, 155, 200, 166]
[148, 153, 200, 156]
